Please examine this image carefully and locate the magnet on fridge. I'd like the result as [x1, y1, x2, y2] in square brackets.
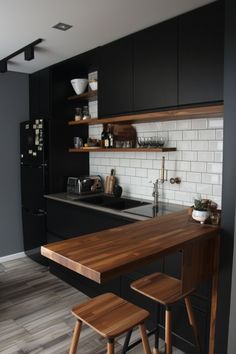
[28, 150, 33, 154]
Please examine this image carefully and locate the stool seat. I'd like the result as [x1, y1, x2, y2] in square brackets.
[71, 292, 150, 338]
[131, 272, 195, 305]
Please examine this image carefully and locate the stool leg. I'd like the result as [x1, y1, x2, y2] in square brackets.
[185, 297, 202, 354]
[107, 338, 115, 354]
[69, 320, 82, 354]
[139, 323, 152, 354]
[165, 306, 172, 354]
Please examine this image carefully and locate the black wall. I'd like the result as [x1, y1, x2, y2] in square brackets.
[218, 0, 236, 353]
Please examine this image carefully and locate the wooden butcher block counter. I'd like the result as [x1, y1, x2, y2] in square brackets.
[41, 210, 219, 283]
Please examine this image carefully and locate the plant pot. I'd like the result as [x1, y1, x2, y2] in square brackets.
[192, 209, 210, 224]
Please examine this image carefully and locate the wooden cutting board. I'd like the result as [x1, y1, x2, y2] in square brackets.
[105, 169, 116, 194]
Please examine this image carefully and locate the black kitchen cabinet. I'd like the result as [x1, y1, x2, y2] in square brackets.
[98, 36, 133, 116]
[29, 67, 52, 119]
[46, 199, 135, 239]
[178, 1, 224, 106]
[134, 19, 178, 111]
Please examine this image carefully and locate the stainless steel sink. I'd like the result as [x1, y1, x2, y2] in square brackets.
[78, 195, 151, 210]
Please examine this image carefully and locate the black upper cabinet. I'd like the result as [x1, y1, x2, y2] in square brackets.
[179, 1, 224, 106]
[98, 37, 133, 117]
[134, 19, 178, 111]
[29, 68, 52, 119]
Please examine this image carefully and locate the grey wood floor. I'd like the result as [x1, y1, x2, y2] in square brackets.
[0, 257, 184, 354]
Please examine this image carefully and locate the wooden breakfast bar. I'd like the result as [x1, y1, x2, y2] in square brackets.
[41, 211, 220, 354]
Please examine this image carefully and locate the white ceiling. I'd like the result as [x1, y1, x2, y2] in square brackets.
[0, 0, 215, 74]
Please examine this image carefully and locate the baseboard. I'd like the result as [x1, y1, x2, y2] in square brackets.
[0, 251, 26, 263]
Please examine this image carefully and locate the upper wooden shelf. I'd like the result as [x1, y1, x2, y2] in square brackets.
[69, 147, 176, 153]
[68, 90, 97, 101]
[68, 104, 224, 126]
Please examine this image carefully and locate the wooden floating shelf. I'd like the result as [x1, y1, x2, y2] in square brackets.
[69, 147, 177, 153]
[68, 90, 97, 101]
[68, 104, 224, 126]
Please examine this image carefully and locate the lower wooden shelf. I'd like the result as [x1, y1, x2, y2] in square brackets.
[69, 147, 176, 153]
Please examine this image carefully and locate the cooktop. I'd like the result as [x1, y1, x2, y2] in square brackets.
[124, 201, 187, 218]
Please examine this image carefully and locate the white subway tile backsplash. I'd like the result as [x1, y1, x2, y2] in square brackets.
[207, 163, 222, 173]
[176, 161, 191, 171]
[136, 168, 148, 178]
[209, 141, 223, 151]
[208, 118, 224, 129]
[187, 172, 202, 183]
[213, 185, 222, 196]
[192, 119, 208, 130]
[182, 151, 198, 161]
[130, 159, 141, 168]
[198, 130, 216, 140]
[197, 183, 213, 195]
[202, 173, 220, 185]
[89, 116, 223, 206]
[183, 130, 198, 140]
[215, 152, 223, 163]
[192, 141, 209, 151]
[180, 182, 197, 193]
[191, 161, 207, 173]
[176, 119, 191, 130]
[169, 131, 183, 141]
[177, 141, 192, 151]
[216, 129, 223, 140]
[125, 167, 136, 176]
[198, 151, 214, 162]
[119, 159, 130, 167]
[141, 160, 153, 169]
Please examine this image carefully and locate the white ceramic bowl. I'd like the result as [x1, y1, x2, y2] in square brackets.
[71, 78, 88, 95]
[89, 80, 97, 91]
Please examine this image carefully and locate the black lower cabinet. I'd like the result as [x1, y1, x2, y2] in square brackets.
[46, 199, 134, 239]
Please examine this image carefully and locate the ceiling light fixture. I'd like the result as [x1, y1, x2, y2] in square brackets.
[52, 22, 73, 31]
[0, 38, 43, 73]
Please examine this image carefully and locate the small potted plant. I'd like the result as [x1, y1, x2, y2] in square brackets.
[192, 198, 212, 224]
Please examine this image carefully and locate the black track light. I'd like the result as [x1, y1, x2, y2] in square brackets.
[0, 60, 7, 73]
[0, 39, 42, 73]
[24, 46, 34, 61]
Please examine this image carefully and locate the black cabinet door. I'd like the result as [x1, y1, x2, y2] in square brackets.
[179, 1, 224, 105]
[46, 199, 134, 239]
[29, 68, 51, 119]
[98, 36, 133, 116]
[134, 19, 178, 111]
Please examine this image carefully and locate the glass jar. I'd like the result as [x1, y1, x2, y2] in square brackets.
[82, 106, 91, 120]
[74, 107, 82, 121]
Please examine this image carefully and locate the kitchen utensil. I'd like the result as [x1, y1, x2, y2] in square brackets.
[105, 169, 116, 194]
[71, 78, 88, 95]
[113, 184, 122, 198]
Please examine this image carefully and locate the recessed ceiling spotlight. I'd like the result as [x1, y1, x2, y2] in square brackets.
[52, 22, 73, 31]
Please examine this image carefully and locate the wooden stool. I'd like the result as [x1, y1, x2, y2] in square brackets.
[69, 292, 152, 354]
[131, 273, 202, 354]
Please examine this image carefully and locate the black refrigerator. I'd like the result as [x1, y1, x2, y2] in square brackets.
[20, 118, 89, 264]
